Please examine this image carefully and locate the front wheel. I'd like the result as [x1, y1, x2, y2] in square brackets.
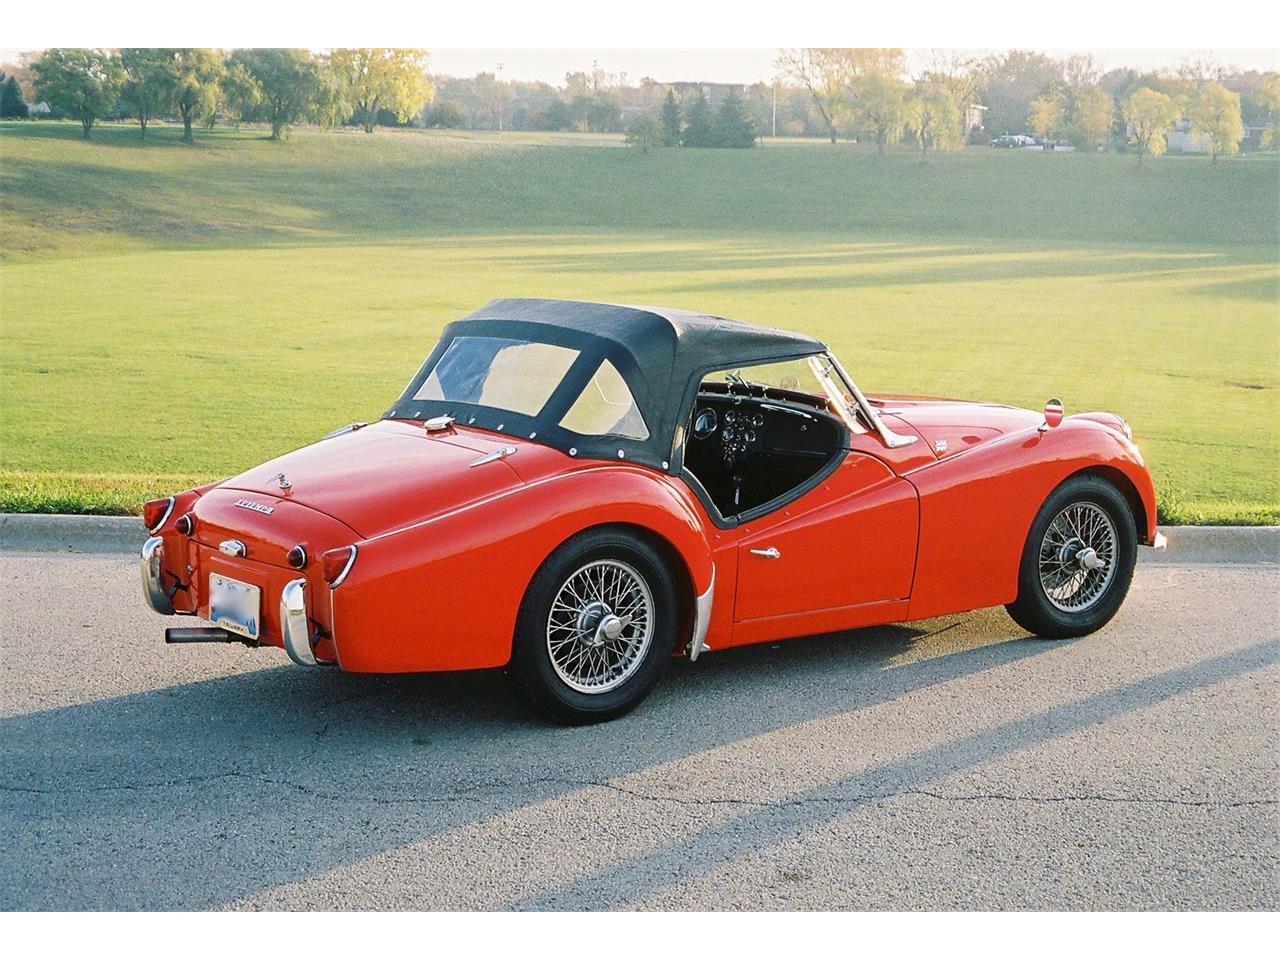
[1006, 475, 1137, 639]
[508, 527, 679, 724]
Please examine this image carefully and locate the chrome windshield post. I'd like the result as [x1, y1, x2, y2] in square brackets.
[824, 353, 918, 450]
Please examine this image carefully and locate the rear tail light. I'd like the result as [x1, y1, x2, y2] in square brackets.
[143, 496, 175, 533]
[321, 545, 358, 588]
[176, 513, 195, 536]
[286, 544, 308, 569]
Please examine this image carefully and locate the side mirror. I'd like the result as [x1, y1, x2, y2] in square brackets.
[1039, 398, 1064, 433]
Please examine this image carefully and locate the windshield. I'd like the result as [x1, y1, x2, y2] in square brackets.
[413, 336, 579, 417]
[700, 356, 866, 433]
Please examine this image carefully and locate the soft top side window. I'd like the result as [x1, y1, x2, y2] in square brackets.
[559, 359, 650, 440]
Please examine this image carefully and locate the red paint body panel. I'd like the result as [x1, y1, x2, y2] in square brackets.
[733, 453, 918, 622]
[903, 417, 1156, 620]
[331, 456, 715, 672]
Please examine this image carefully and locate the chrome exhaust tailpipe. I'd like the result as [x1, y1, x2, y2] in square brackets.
[165, 627, 259, 647]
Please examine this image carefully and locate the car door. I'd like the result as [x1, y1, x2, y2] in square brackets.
[733, 451, 919, 624]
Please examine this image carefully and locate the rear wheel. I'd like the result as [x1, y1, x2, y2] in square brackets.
[509, 528, 678, 724]
[1006, 475, 1137, 639]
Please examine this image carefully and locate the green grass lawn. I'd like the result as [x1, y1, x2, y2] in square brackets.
[2, 121, 1277, 523]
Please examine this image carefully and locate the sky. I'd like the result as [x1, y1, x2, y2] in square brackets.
[3, 48, 1277, 85]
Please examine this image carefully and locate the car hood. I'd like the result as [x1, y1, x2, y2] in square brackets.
[872, 396, 1044, 459]
[217, 420, 530, 538]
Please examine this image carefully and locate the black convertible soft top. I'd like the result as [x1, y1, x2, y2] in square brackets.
[386, 298, 827, 471]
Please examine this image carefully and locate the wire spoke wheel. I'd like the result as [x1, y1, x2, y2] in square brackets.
[546, 559, 655, 694]
[1037, 501, 1118, 613]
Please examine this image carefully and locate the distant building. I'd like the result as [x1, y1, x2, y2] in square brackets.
[965, 103, 987, 135]
[1166, 118, 1212, 154]
[663, 82, 746, 109]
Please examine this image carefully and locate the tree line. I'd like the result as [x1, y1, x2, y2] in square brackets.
[777, 49, 1279, 162]
[4, 48, 1278, 162]
[9, 48, 433, 141]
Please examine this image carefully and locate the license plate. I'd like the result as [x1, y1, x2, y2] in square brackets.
[210, 573, 261, 640]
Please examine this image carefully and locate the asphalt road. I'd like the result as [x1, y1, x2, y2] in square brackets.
[1, 552, 1275, 910]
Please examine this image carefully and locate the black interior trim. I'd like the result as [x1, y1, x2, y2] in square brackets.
[679, 389, 849, 526]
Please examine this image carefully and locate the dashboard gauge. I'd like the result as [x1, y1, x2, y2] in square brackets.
[693, 407, 718, 439]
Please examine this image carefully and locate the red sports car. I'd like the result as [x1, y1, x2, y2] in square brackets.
[142, 298, 1162, 723]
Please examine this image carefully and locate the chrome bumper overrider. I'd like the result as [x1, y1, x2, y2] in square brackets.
[280, 578, 316, 666]
[140, 536, 175, 615]
[687, 566, 715, 661]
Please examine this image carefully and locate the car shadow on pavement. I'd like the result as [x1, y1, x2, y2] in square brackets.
[507, 635, 1280, 909]
[10, 616, 1268, 909]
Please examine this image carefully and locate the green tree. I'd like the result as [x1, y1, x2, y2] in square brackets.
[851, 73, 905, 154]
[980, 50, 1063, 136]
[1255, 73, 1280, 150]
[1188, 82, 1244, 162]
[904, 83, 961, 156]
[167, 49, 223, 143]
[424, 100, 466, 128]
[713, 88, 756, 148]
[1072, 84, 1115, 151]
[309, 59, 352, 130]
[1122, 87, 1179, 166]
[659, 89, 681, 146]
[32, 49, 122, 138]
[681, 92, 713, 147]
[219, 61, 261, 129]
[0, 75, 27, 119]
[328, 49, 433, 133]
[119, 48, 170, 139]
[625, 113, 660, 151]
[230, 49, 317, 141]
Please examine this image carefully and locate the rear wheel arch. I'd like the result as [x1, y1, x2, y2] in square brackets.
[530, 521, 696, 653]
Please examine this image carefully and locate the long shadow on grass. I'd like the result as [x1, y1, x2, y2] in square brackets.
[3, 614, 1057, 910]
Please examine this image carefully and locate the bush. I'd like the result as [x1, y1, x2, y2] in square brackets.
[423, 101, 465, 129]
[625, 114, 660, 152]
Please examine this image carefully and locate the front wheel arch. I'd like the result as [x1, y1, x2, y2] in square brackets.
[1005, 473, 1138, 639]
[1073, 465, 1150, 546]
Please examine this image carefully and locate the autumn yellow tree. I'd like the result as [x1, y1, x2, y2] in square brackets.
[904, 82, 962, 156]
[1028, 93, 1065, 145]
[851, 73, 906, 154]
[1188, 81, 1244, 162]
[777, 48, 904, 145]
[329, 49, 434, 133]
[1072, 85, 1115, 151]
[1123, 87, 1179, 166]
[776, 48, 852, 143]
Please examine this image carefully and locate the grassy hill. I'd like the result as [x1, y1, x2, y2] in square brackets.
[2, 121, 1277, 522]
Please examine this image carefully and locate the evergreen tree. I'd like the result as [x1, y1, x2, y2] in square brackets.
[681, 92, 713, 147]
[1, 75, 28, 119]
[713, 88, 756, 148]
[659, 89, 681, 146]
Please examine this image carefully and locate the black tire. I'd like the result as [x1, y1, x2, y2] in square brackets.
[508, 527, 679, 724]
[1005, 474, 1137, 639]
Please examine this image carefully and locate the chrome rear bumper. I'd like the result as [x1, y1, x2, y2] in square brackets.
[280, 578, 316, 666]
[140, 536, 175, 615]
